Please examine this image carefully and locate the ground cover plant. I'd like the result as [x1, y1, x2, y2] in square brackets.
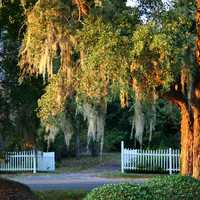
[84, 175, 200, 200]
[35, 190, 87, 200]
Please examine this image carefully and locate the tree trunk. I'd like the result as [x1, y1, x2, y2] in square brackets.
[193, 0, 200, 179]
[165, 90, 193, 176]
[192, 107, 200, 179]
[179, 103, 193, 176]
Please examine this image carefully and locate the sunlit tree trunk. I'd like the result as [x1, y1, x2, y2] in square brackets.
[191, 80, 200, 179]
[192, 106, 200, 179]
[165, 89, 193, 176]
[179, 103, 193, 176]
[193, 0, 200, 179]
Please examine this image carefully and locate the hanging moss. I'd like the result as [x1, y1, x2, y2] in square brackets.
[19, 0, 75, 81]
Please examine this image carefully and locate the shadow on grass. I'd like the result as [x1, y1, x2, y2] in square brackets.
[35, 190, 87, 200]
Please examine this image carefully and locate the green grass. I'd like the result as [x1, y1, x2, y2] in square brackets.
[97, 171, 160, 179]
[56, 153, 120, 173]
[0, 153, 120, 177]
[35, 190, 87, 200]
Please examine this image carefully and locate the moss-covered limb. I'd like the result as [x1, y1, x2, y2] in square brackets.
[19, 0, 75, 81]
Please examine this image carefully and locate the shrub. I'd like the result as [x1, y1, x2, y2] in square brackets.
[84, 183, 151, 200]
[0, 178, 37, 200]
[146, 175, 200, 200]
[84, 175, 200, 200]
[104, 129, 129, 152]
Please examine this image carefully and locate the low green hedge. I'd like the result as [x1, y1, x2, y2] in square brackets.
[146, 175, 200, 200]
[84, 175, 200, 200]
[84, 183, 151, 200]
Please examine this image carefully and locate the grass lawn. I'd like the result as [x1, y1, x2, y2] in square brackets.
[97, 171, 161, 179]
[0, 153, 120, 178]
[35, 190, 87, 200]
[56, 153, 120, 173]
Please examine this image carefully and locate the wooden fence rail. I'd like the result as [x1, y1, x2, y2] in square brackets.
[121, 141, 180, 174]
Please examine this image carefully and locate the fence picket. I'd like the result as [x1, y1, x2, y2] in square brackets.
[0, 149, 55, 173]
[121, 141, 180, 174]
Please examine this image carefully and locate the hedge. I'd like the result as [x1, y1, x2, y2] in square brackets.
[84, 175, 200, 200]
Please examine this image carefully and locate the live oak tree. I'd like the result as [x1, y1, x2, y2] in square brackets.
[75, 9, 139, 155]
[19, 0, 93, 154]
[6, 0, 200, 180]
[19, 0, 138, 156]
[130, 0, 200, 180]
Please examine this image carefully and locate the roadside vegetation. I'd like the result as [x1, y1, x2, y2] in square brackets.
[36, 191, 87, 200]
[84, 175, 200, 200]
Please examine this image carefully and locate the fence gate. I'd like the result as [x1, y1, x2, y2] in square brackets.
[37, 152, 55, 172]
[0, 150, 55, 173]
[121, 141, 180, 174]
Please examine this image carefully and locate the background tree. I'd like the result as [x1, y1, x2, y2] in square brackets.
[0, 0, 44, 150]
[128, 0, 200, 179]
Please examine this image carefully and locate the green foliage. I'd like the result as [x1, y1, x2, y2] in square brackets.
[76, 16, 131, 104]
[145, 175, 200, 200]
[0, 0, 44, 150]
[84, 183, 150, 200]
[104, 129, 129, 152]
[36, 190, 87, 200]
[37, 74, 65, 125]
[0, 0, 25, 40]
[1, 0, 194, 154]
[130, 1, 195, 95]
[131, 22, 173, 92]
[141, 100, 180, 149]
[85, 175, 200, 200]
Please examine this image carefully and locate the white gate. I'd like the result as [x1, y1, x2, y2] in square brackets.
[37, 152, 55, 172]
[0, 150, 55, 173]
[121, 141, 180, 174]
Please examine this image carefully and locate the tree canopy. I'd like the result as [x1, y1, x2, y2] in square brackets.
[1, 0, 200, 179]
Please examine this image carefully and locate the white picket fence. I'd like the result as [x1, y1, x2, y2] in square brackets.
[121, 141, 180, 174]
[0, 150, 55, 173]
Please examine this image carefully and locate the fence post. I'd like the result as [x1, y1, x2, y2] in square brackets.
[33, 149, 36, 174]
[169, 148, 172, 175]
[121, 141, 124, 173]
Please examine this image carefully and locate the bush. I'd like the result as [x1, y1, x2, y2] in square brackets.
[146, 175, 200, 200]
[84, 183, 151, 200]
[84, 175, 200, 200]
[0, 178, 37, 200]
[104, 129, 129, 152]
